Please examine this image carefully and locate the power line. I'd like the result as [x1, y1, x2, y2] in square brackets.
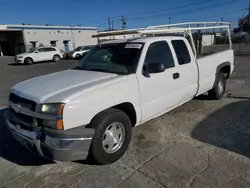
[67, 0, 217, 26]
[67, 0, 243, 28]
[127, 0, 241, 20]
[127, 0, 217, 17]
[192, 8, 246, 21]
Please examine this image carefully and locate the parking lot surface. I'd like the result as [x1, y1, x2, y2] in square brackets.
[0, 56, 250, 188]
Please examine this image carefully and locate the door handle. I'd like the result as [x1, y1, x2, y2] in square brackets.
[173, 73, 180, 79]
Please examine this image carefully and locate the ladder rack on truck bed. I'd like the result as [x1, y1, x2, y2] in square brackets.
[93, 22, 232, 59]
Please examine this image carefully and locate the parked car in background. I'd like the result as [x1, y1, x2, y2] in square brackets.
[15, 46, 63, 65]
[66, 45, 95, 59]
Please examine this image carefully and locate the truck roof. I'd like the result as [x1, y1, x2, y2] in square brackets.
[100, 36, 185, 44]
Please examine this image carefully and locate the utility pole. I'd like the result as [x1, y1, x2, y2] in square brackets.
[111, 20, 114, 30]
[121, 16, 127, 30]
[108, 17, 111, 31]
[220, 17, 224, 33]
[169, 17, 172, 24]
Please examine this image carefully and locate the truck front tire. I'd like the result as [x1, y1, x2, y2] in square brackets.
[88, 108, 132, 165]
[208, 73, 226, 100]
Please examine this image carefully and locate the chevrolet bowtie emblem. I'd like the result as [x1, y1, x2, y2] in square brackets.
[14, 104, 21, 113]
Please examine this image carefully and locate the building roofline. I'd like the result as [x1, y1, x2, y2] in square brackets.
[2, 24, 97, 31]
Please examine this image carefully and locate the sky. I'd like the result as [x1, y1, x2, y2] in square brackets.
[0, 0, 249, 30]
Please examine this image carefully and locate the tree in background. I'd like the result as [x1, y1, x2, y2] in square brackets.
[234, 14, 250, 33]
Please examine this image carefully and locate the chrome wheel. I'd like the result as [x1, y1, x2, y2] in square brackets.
[102, 122, 125, 154]
[218, 80, 224, 94]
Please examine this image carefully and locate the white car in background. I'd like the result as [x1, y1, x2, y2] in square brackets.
[67, 45, 95, 59]
[15, 47, 63, 65]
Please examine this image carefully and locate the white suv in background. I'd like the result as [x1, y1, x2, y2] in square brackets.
[15, 47, 63, 65]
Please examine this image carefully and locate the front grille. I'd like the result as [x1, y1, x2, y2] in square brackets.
[10, 107, 33, 124]
[9, 93, 36, 111]
[9, 93, 38, 129]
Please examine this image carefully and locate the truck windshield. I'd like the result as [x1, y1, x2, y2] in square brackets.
[76, 43, 143, 75]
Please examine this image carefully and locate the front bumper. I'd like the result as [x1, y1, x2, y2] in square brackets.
[15, 57, 24, 63]
[4, 109, 94, 161]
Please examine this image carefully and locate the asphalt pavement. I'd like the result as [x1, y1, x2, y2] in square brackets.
[0, 56, 250, 188]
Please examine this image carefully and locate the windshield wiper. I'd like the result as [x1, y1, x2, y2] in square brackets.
[73, 66, 84, 70]
[86, 68, 117, 74]
[87, 68, 128, 75]
[73, 67, 127, 75]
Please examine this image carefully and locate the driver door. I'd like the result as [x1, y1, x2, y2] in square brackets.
[137, 40, 182, 121]
[33, 48, 45, 62]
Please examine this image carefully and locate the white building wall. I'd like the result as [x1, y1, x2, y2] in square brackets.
[202, 34, 215, 46]
[4, 25, 98, 52]
[23, 29, 98, 51]
[0, 25, 7, 30]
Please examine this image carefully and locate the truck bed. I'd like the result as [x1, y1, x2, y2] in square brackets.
[196, 49, 234, 96]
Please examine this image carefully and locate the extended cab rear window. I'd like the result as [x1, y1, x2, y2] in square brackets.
[171, 40, 191, 65]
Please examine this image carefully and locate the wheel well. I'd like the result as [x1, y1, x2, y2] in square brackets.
[112, 103, 137, 127]
[219, 65, 230, 79]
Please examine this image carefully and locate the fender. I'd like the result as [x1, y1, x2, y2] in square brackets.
[62, 76, 141, 130]
[215, 61, 231, 77]
[211, 61, 231, 88]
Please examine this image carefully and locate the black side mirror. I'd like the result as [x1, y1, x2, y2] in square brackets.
[143, 62, 165, 74]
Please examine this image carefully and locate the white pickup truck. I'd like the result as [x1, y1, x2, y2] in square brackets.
[5, 24, 234, 164]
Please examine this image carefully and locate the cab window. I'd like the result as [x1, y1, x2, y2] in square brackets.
[144, 41, 175, 69]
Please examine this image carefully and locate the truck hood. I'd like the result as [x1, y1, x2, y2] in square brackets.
[11, 69, 127, 103]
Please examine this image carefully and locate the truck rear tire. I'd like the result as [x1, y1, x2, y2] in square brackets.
[88, 108, 132, 165]
[208, 72, 226, 100]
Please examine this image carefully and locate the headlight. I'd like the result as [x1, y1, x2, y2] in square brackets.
[38, 103, 65, 130]
[39, 103, 64, 115]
